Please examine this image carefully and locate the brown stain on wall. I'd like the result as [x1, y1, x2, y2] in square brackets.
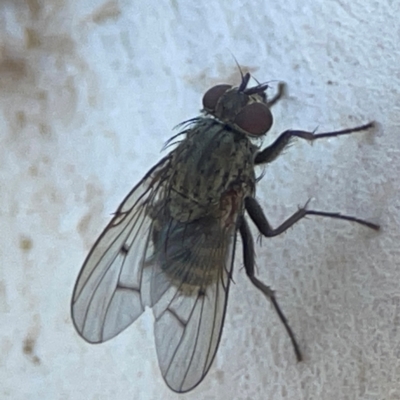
[22, 336, 41, 365]
[22, 314, 42, 365]
[27, 0, 40, 18]
[19, 236, 33, 252]
[92, 1, 121, 24]
[0, 281, 9, 313]
[77, 182, 105, 248]
[25, 28, 41, 49]
[0, 47, 28, 85]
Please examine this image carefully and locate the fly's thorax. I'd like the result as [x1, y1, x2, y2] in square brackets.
[167, 118, 257, 222]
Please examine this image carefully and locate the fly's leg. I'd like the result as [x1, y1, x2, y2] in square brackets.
[245, 197, 380, 234]
[239, 216, 302, 362]
[255, 122, 375, 165]
[266, 82, 285, 108]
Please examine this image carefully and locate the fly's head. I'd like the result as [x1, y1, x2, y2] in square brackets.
[202, 72, 273, 137]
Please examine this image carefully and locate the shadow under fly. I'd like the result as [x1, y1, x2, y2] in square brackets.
[71, 70, 379, 393]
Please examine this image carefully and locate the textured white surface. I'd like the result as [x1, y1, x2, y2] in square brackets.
[1, 1, 399, 399]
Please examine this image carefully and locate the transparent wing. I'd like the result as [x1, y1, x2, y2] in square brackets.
[147, 214, 237, 393]
[72, 148, 239, 392]
[71, 156, 171, 343]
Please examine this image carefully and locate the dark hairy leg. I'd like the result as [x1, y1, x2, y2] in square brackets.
[245, 197, 380, 235]
[255, 122, 375, 165]
[239, 215, 303, 362]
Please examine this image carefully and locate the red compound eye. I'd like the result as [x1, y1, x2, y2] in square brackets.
[234, 102, 273, 136]
[202, 84, 232, 111]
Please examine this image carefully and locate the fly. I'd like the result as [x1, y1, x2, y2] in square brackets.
[71, 71, 380, 393]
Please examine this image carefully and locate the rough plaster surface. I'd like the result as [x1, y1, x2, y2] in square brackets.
[1, 1, 399, 399]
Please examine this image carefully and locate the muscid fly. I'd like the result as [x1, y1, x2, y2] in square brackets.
[71, 72, 379, 393]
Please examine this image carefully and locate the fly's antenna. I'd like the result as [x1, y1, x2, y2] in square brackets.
[229, 52, 245, 81]
[229, 52, 250, 91]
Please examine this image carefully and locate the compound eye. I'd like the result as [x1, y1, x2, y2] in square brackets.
[202, 84, 232, 111]
[233, 103, 273, 136]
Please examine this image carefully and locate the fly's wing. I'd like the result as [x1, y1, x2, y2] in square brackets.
[71, 156, 171, 343]
[147, 213, 237, 393]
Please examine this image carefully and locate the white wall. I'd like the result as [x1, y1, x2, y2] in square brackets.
[1, 1, 399, 399]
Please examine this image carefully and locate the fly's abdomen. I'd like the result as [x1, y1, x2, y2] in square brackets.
[152, 214, 233, 290]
